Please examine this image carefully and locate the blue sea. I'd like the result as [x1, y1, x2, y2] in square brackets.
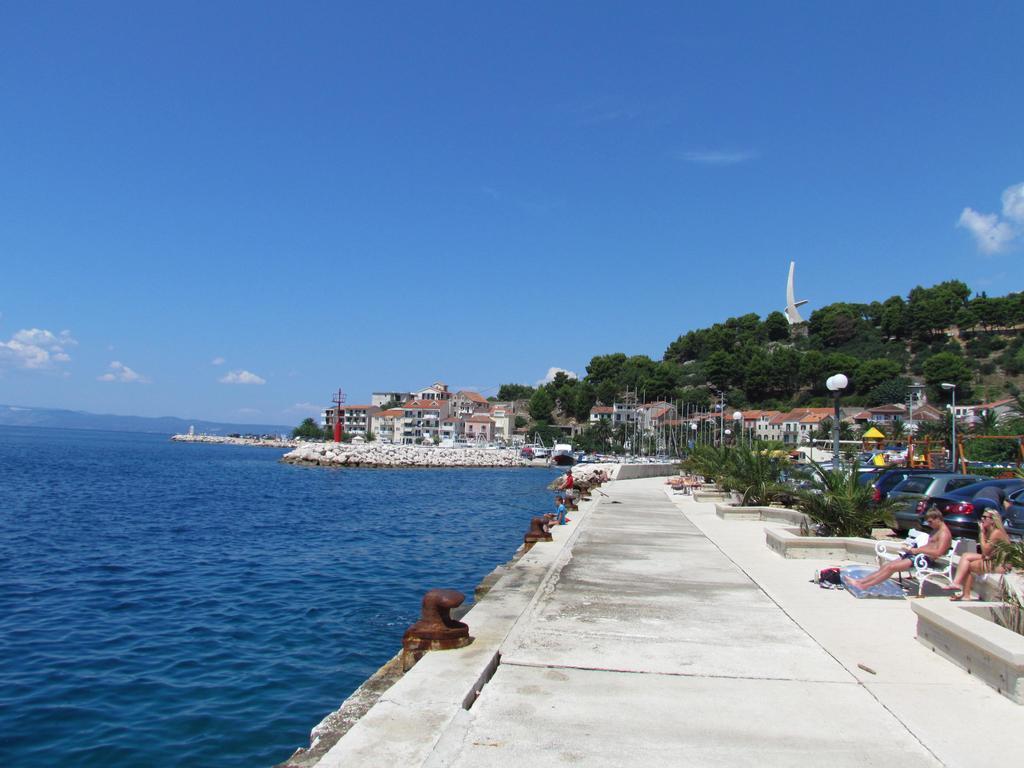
[0, 427, 558, 766]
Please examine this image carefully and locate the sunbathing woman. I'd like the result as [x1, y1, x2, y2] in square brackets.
[847, 508, 952, 591]
[947, 510, 1009, 601]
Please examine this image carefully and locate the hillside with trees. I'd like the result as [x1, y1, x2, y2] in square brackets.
[504, 281, 1024, 450]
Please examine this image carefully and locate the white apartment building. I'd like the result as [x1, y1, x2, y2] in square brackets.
[370, 409, 405, 444]
[401, 399, 450, 444]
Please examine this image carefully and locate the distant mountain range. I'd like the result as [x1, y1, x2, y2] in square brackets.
[0, 404, 292, 437]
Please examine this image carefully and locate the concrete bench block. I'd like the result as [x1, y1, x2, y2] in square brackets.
[765, 527, 879, 563]
[715, 503, 810, 527]
[913, 600, 1024, 704]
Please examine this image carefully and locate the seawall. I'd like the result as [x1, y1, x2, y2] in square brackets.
[277, 463, 675, 766]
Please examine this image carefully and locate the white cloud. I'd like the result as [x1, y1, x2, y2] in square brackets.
[677, 149, 757, 165]
[219, 369, 266, 385]
[0, 328, 77, 370]
[958, 182, 1024, 254]
[1002, 182, 1024, 223]
[536, 367, 578, 386]
[97, 360, 149, 383]
[211, 356, 225, 366]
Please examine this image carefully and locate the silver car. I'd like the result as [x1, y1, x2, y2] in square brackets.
[889, 473, 986, 533]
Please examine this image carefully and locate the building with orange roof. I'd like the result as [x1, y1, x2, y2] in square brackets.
[465, 412, 495, 442]
[370, 408, 405, 444]
[401, 398, 450, 443]
[451, 389, 491, 419]
[488, 402, 516, 442]
[321, 404, 381, 438]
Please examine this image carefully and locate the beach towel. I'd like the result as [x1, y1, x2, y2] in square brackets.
[840, 565, 905, 599]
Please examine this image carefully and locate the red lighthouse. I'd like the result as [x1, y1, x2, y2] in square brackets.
[332, 388, 346, 443]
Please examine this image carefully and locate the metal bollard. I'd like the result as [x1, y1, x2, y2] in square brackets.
[523, 516, 553, 550]
[402, 589, 472, 671]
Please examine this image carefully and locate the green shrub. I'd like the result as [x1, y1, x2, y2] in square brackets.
[795, 461, 901, 538]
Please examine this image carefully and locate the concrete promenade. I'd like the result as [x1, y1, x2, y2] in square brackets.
[317, 476, 1024, 767]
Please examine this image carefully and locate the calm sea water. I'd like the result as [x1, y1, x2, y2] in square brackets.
[0, 427, 558, 766]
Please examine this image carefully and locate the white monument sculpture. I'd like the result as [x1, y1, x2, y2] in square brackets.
[784, 261, 808, 325]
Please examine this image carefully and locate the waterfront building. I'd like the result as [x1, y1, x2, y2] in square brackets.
[763, 408, 833, 445]
[450, 390, 490, 419]
[410, 381, 452, 402]
[440, 416, 466, 442]
[371, 391, 411, 407]
[370, 408, 405, 444]
[635, 402, 677, 431]
[401, 398, 450, 444]
[465, 413, 495, 443]
[952, 396, 1018, 427]
[850, 403, 945, 434]
[611, 402, 637, 426]
[488, 402, 516, 442]
[589, 405, 613, 423]
[322, 404, 380, 437]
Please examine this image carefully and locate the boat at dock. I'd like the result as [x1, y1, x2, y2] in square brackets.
[550, 443, 576, 466]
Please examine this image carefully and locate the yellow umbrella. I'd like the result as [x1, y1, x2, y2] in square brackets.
[862, 426, 885, 439]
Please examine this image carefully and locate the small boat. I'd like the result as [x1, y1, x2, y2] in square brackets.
[550, 443, 576, 466]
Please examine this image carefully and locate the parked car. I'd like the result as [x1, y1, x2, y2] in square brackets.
[888, 473, 985, 534]
[1000, 486, 1024, 541]
[914, 478, 1024, 539]
[857, 467, 949, 502]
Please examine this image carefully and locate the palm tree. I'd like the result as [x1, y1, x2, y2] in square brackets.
[795, 460, 902, 538]
[722, 442, 788, 506]
[974, 409, 1000, 435]
[888, 419, 907, 443]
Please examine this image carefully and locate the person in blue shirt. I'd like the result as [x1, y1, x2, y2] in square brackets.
[555, 495, 568, 525]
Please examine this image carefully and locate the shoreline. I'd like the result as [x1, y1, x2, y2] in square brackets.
[276, 462, 656, 767]
[170, 434, 296, 448]
[281, 442, 527, 468]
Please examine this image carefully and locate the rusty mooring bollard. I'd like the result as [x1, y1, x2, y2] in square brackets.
[402, 589, 472, 671]
[523, 516, 553, 550]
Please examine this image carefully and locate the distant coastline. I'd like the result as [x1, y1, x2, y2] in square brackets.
[0, 404, 291, 437]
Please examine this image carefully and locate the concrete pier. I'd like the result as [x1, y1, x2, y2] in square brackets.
[308, 475, 1024, 767]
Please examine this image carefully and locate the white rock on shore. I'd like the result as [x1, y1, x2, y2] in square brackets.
[171, 434, 297, 448]
[281, 442, 527, 468]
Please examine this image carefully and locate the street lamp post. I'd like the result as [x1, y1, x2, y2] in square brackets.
[941, 382, 957, 472]
[733, 411, 743, 445]
[825, 373, 848, 465]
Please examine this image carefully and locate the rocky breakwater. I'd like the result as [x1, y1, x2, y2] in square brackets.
[171, 434, 297, 448]
[281, 442, 527, 468]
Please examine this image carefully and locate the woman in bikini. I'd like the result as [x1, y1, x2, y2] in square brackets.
[947, 509, 1010, 601]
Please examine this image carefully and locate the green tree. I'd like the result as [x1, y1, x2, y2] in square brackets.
[795, 461, 902, 537]
[856, 358, 903, 394]
[922, 351, 973, 401]
[808, 303, 868, 347]
[703, 351, 735, 391]
[292, 417, 324, 440]
[585, 353, 629, 387]
[497, 383, 535, 401]
[596, 380, 619, 406]
[799, 350, 829, 393]
[528, 388, 555, 422]
[763, 311, 790, 341]
[879, 295, 909, 339]
[866, 377, 909, 407]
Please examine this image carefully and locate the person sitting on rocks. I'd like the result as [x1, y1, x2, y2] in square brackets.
[847, 508, 952, 591]
[946, 509, 1010, 601]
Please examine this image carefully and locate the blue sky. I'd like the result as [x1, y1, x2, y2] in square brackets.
[1, 2, 1022, 424]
